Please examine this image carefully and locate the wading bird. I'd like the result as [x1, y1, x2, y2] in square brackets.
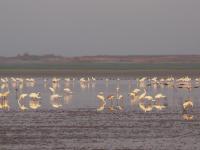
[64, 88, 73, 94]
[138, 89, 147, 100]
[155, 93, 166, 99]
[0, 99, 10, 110]
[49, 87, 56, 94]
[139, 103, 153, 112]
[18, 93, 28, 111]
[52, 78, 60, 83]
[107, 95, 115, 111]
[183, 99, 193, 111]
[0, 91, 10, 110]
[96, 92, 106, 112]
[29, 93, 41, 109]
[116, 94, 124, 110]
[50, 94, 63, 108]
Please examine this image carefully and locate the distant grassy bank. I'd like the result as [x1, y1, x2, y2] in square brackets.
[0, 62, 199, 77]
[0, 62, 200, 70]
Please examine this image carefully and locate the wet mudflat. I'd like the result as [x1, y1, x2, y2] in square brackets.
[0, 77, 200, 149]
[0, 110, 200, 150]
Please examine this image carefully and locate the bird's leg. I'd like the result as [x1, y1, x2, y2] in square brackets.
[116, 98, 119, 106]
[3, 97, 6, 109]
[111, 100, 113, 107]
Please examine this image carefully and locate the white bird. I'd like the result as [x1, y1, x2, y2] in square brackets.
[0, 99, 10, 110]
[155, 93, 166, 99]
[151, 77, 158, 84]
[92, 77, 96, 81]
[97, 93, 106, 112]
[18, 93, 28, 110]
[29, 100, 41, 110]
[19, 93, 28, 100]
[29, 93, 41, 109]
[0, 91, 10, 98]
[16, 78, 24, 83]
[132, 89, 141, 94]
[138, 89, 147, 100]
[1, 78, 7, 84]
[80, 78, 87, 83]
[139, 103, 153, 112]
[129, 89, 141, 98]
[183, 99, 193, 110]
[52, 78, 60, 83]
[116, 94, 124, 110]
[118, 95, 123, 100]
[26, 78, 35, 82]
[29, 93, 41, 99]
[160, 78, 165, 83]
[50, 94, 63, 108]
[144, 96, 153, 101]
[64, 88, 73, 94]
[139, 77, 146, 82]
[11, 77, 17, 82]
[65, 78, 71, 82]
[49, 87, 56, 94]
[0, 91, 10, 110]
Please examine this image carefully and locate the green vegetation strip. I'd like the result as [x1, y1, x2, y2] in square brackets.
[0, 63, 200, 70]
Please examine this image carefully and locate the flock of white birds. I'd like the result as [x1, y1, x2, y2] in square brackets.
[0, 77, 96, 111]
[96, 76, 199, 120]
[0, 76, 198, 120]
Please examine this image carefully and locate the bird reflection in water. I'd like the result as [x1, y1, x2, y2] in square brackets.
[64, 94, 72, 104]
[96, 88, 124, 112]
[105, 78, 109, 88]
[182, 98, 194, 121]
[49, 85, 62, 109]
[134, 88, 167, 112]
[0, 91, 10, 110]
[64, 78, 71, 88]
[182, 114, 194, 121]
[64, 88, 73, 104]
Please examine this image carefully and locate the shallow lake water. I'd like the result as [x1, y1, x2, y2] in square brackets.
[0, 77, 200, 149]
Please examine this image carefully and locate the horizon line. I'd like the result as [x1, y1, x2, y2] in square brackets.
[1, 53, 200, 58]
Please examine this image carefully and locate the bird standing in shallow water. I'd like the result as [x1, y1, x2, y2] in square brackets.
[51, 94, 63, 108]
[107, 95, 115, 112]
[0, 91, 10, 110]
[18, 93, 28, 111]
[29, 93, 41, 110]
[96, 92, 106, 112]
[183, 99, 193, 111]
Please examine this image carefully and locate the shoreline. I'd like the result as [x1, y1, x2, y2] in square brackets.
[0, 69, 200, 78]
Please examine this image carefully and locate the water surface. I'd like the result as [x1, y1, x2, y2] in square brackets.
[0, 78, 199, 149]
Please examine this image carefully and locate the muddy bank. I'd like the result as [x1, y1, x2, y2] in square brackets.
[0, 110, 199, 150]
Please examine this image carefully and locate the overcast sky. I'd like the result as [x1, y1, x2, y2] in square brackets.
[0, 0, 200, 56]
